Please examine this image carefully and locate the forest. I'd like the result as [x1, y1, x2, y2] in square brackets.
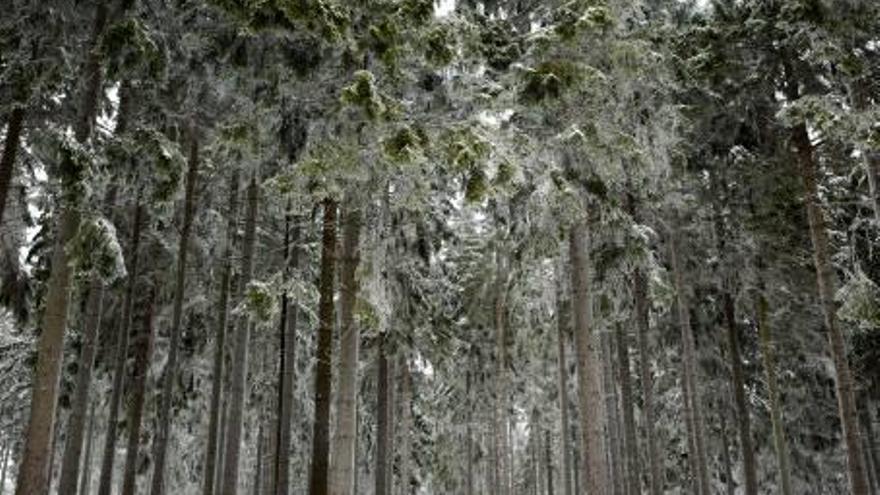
[0, 0, 879, 494]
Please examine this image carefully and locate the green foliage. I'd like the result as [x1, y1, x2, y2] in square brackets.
[57, 134, 94, 204]
[132, 128, 186, 203]
[399, 0, 434, 26]
[383, 126, 429, 164]
[67, 216, 126, 283]
[464, 169, 488, 203]
[101, 18, 164, 79]
[244, 280, 277, 322]
[553, 1, 614, 41]
[425, 24, 457, 67]
[340, 70, 386, 120]
[367, 19, 402, 67]
[480, 19, 521, 72]
[520, 60, 584, 103]
[441, 127, 491, 172]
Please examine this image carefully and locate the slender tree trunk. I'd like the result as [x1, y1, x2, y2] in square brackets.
[376, 334, 391, 495]
[151, 121, 201, 495]
[627, 193, 662, 495]
[493, 247, 510, 495]
[602, 330, 623, 495]
[329, 204, 362, 495]
[0, 107, 25, 228]
[120, 286, 157, 495]
[859, 399, 879, 495]
[274, 211, 299, 495]
[722, 291, 757, 495]
[555, 266, 573, 495]
[203, 171, 240, 495]
[719, 408, 734, 495]
[466, 372, 474, 495]
[754, 280, 793, 495]
[1, 439, 9, 494]
[14, 3, 109, 492]
[864, 401, 880, 489]
[569, 219, 608, 494]
[216, 403, 228, 494]
[545, 428, 554, 495]
[78, 403, 96, 495]
[791, 122, 870, 494]
[668, 221, 711, 495]
[254, 425, 264, 495]
[308, 197, 338, 495]
[221, 175, 259, 495]
[97, 201, 144, 495]
[615, 322, 640, 495]
[397, 354, 412, 495]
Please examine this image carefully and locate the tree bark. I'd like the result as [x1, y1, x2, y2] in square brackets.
[754, 277, 793, 495]
[615, 322, 640, 495]
[0, 107, 25, 229]
[1, 439, 9, 494]
[791, 122, 870, 494]
[602, 330, 623, 495]
[719, 408, 734, 495]
[254, 424, 264, 495]
[78, 403, 96, 495]
[375, 334, 391, 495]
[668, 220, 711, 495]
[151, 121, 201, 495]
[13, 3, 109, 492]
[120, 286, 157, 495]
[722, 291, 757, 495]
[97, 201, 144, 495]
[273, 209, 299, 495]
[555, 266, 573, 495]
[329, 204, 362, 495]
[308, 197, 338, 495]
[203, 171, 240, 495]
[568, 218, 608, 495]
[221, 174, 259, 495]
[493, 247, 510, 495]
[397, 354, 412, 495]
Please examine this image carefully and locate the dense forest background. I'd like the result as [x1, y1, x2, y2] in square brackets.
[1, 0, 879, 494]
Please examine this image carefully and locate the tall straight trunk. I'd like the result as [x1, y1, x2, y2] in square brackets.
[493, 247, 510, 495]
[216, 402, 228, 493]
[864, 401, 880, 489]
[308, 197, 338, 495]
[14, 3, 110, 493]
[254, 425, 264, 495]
[0, 107, 25, 228]
[602, 331, 623, 495]
[151, 121, 201, 495]
[754, 280, 793, 495]
[568, 219, 608, 494]
[555, 267, 572, 495]
[466, 372, 474, 495]
[791, 122, 870, 494]
[329, 205, 362, 495]
[120, 287, 157, 495]
[1, 439, 9, 494]
[615, 322, 639, 495]
[57, 78, 130, 495]
[203, 171, 240, 495]
[97, 201, 144, 495]
[78, 403, 96, 495]
[375, 334, 391, 495]
[56, 278, 103, 495]
[668, 221, 711, 495]
[627, 193, 661, 495]
[545, 429, 554, 495]
[722, 292, 757, 495]
[859, 400, 879, 495]
[274, 210, 300, 495]
[719, 408, 735, 495]
[221, 175, 259, 495]
[396, 355, 412, 495]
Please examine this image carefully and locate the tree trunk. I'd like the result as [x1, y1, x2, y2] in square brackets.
[791, 122, 870, 494]
[97, 201, 144, 495]
[545, 428, 554, 495]
[0, 107, 25, 228]
[13, 3, 110, 492]
[254, 424, 264, 495]
[602, 330, 623, 495]
[375, 333, 391, 495]
[274, 209, 299, 495]
[668, 221, 711, 495]
[329, 204, 362, 495]
[56, 278, 103, 495]
[493, 247, 510, 495]
[466, 372, 474, 495]
[120, 286, 157, 495]
[754, 279, 793, 495]
[151, 121, 201, 495]
[78, 403, 96, 495]
[719, 408, 735, 495]
[722, 291, 757, 495]
[221, 174, 259, 495]
[615, 322, 640, 495]
[568, 218, 608, 494]
[308, 197, 338, 495]
[203, 171, 240, 495]
[396, 354, 413, 495]
[555, 266, 573, 495]
[1, 439, 9, 494]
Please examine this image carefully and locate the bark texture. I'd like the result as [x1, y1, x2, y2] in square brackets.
[0, 107, 25, 228]
[555, 267, 573, 495]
